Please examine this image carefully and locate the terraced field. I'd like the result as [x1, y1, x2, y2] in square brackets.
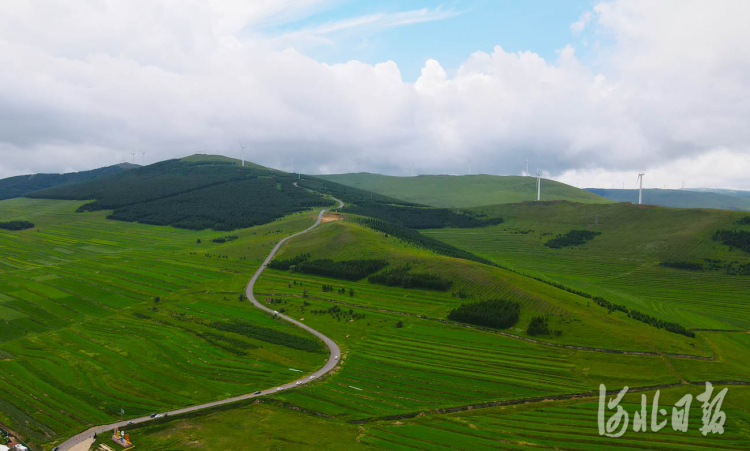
[0, 198, 328, 449]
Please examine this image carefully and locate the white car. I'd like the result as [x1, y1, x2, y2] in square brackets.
[295, 381, 301, 385]
[334, 355, 339, 360]
[276, 387, 283, 391]
[273, 310, 279, 314]
[309, 375, 316, 380]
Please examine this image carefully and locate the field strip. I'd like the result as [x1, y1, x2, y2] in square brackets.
[255, 293, 715, 360]
[54, 195, 344, 451]
[348, 380, 750, 424]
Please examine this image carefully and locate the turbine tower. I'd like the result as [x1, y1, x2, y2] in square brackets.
[536, 170, 542, 201]
[526, 158, 529, 176]
[637, 173, 645, 205]
[238, 141, 245, 167]
[468, 157, 471, 175]
[139, 150, 146, 165]
[129, 151, 135, 164]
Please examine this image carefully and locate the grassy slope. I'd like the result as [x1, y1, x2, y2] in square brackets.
[424, 201, 750, 330]
[0, 198, 330, 449]
[588, 188, 750, 211]
[123, 216, 750, 450]
[317, 173, 611, 207]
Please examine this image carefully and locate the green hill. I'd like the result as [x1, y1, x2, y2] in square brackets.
[424, 201, 750, 330]
[316, 173, 611, 207]
[587, 188, 750, 211]
[28, 155, 331, 231]
[0, 162, 137, 200]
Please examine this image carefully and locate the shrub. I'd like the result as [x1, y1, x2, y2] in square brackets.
[447, 299, 520, 329]
[527, 316, 550, 336]
[659, 260, 704, 271]
[0, 220, 34, 230]
[738, 216, 750, 225]
[545, 230, 601, 248]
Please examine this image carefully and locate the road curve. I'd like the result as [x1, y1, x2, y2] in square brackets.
[55, 198, 343, 451]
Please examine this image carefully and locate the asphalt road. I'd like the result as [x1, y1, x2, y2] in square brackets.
[55, 197, 343, 451]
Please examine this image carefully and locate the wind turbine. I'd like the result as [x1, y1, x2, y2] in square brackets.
[636, 173, 645, 204]
[526, 158, 529, 176]
[129, 151, 136, 164]
[536, 170, 542, 201]
[238, 141, 245, 167]
[467, 157, 471, 175]
[139, 150, 146, 165]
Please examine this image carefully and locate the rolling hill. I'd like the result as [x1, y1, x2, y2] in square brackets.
[0, 162, 137, 200]
[586, 188, 750, 211]
[316, 173, 611, 208]
[27, 155, 333, 231]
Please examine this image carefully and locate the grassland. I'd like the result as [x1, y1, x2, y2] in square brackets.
[423, 201, 750, 331]
[4, 189, 750, 450]
[0, 198, 329, 449]
[88, 204, 750, 450]
[316, 173, 611, 207]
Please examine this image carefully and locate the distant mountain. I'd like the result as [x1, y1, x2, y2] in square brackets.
[28, 155, 335, 231]
[586, 188, 750, 211]
[686, 188, 750, 199]
[0, 163, 137, 200]
[316, 173, 611, 208]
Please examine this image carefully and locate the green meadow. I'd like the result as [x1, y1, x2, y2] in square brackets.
[423, 201, 750, 330]
[2, 195, 749, 450]
[0, 198, 327, 449]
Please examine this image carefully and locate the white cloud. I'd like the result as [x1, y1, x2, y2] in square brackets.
[1, 0, 750, 191]
[570, 11, 592, 34]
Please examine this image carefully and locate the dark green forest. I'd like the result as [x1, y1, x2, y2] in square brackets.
[0, 220, 34, 230]
[29, 159, 332, 231]
[713, 229, 750, 253]
[544, 230, 601, 248]
[0, 163, 135, 200]
[447, 299, 520, 329]
[368, 265, 453, 290]
[292, 259, 389, 281]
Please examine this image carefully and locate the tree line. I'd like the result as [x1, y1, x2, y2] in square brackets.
[352, 217, 496, 266]
[447, 298, 520, 329]
[342, 203, 503, 229]
[368, 264, 453, 291]
[269, 253, 311, 270]
[293, 258, 389, 281]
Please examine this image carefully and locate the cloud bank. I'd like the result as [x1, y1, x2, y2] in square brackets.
[1, 0, 750, 190]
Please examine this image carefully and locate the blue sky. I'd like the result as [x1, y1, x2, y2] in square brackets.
[263, 0, 597, 81]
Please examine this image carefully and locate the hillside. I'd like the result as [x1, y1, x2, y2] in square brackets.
[28, 156, 330, 230]
[0, 163, 137, 200]
[425, 201, 750, 330]
[317, 173, 611, 207]
[587, 188, 750, 211]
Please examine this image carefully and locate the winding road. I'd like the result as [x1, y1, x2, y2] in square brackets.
[55, 197, 343, 451]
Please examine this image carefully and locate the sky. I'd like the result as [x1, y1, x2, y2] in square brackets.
[2, 0, 750, 190]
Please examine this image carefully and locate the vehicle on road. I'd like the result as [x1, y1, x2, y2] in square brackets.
[254, 391, 261, 395]
[309, 375, 316, 380]
[295, 381, 301, 385]
[149, 413, 157, 418]
[273, 310, 279, 314]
